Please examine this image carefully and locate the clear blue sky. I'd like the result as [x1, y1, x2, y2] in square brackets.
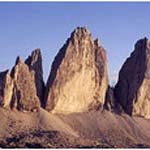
[0, 2, 150, 85]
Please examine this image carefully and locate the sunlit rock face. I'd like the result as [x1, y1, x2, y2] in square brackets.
[10, 56, 40, 111]
[114, 38, 150, 119]
[25, 49, 45, 107]
[45, 27, 108, 113]
[0, 70, 14, 108]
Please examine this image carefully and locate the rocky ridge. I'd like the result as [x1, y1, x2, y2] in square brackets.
[0, 27, 150, 119]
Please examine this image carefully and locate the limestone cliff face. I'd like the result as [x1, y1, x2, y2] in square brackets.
[25, 49, 45, 107]
[0, 70, 14, 107]
[45, 27, 108, 113]
[10, 56, 40, 111]
[114, 38, 150, 118]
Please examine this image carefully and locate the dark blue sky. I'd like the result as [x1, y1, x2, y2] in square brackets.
[0, 2, 150, 84]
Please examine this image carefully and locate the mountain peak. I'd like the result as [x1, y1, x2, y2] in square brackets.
[25, 49, 45, 107]
[45, 27, 108, 113]
[115, 37, 150, 118]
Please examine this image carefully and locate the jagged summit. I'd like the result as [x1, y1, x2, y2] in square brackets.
[25, 49, 42, 66]
[70, 27, 102, 50]
[15, 56, 23, 65]
[134, 37, 150, 50]
[70, 26, 90, 38]
[94, 38, 101, 47]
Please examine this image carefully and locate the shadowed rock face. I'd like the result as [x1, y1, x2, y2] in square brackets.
[0, 70, 14, 107]
[10, 56, 40, 111]
[104, 86, 115, 111]
[25, 49, 45, 107]
[114, 38, 150, 118]
[45, 27, 108, 113]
